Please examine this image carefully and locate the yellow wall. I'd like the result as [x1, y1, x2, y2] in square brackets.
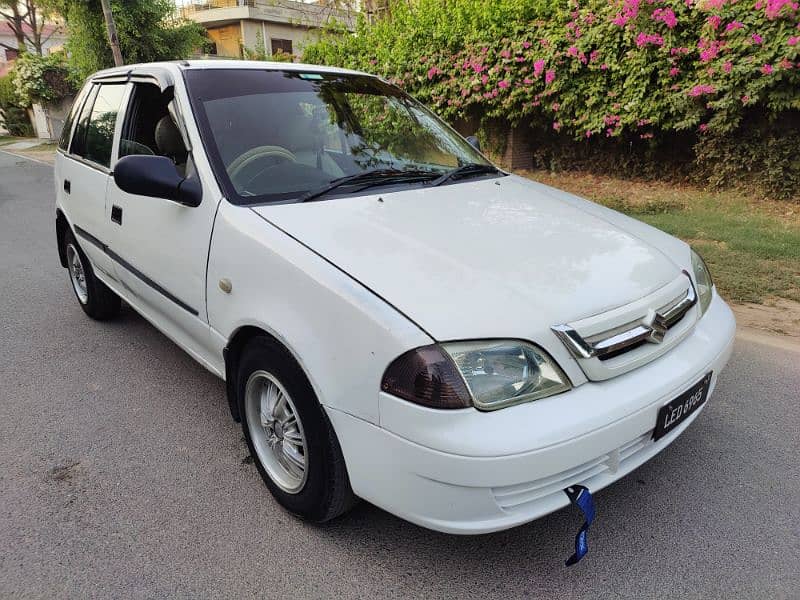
[207, 24, 243, 58]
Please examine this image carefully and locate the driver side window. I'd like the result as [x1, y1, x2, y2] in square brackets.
[119, 83, 189, 177]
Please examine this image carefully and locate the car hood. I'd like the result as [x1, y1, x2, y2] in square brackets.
[252, 175, 683, 341]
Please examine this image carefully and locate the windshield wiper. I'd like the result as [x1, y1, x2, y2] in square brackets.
[430, 163, 503, 187]
[298, 168, 436, 203]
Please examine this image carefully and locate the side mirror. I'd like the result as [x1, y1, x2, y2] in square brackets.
[465, 135, 481, 151]
[113, 155, 202, 208]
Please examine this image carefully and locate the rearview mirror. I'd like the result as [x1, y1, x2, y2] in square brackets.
[465, 135, 481, 151]
[113, 155, 202, 207]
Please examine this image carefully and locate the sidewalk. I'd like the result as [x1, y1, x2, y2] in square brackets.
[0, 137, 56, 165]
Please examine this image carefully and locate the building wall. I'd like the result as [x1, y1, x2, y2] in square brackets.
[240, 20, 317, 58]
[206, 24, 244, 58]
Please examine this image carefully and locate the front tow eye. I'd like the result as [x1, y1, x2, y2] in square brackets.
[564, 485, 596, 566]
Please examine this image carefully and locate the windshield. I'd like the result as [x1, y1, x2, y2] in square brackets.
[184, 69, 493, 204]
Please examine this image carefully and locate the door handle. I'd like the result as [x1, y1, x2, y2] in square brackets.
[111, 205, 123, 225]
[63, 179, 70, 194]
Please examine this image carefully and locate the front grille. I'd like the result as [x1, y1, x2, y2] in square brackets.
[553, 278, 696, 361]
[550, 273, 699, 381]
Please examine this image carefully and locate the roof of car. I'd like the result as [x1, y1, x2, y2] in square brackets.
[90, 60, 370, 81]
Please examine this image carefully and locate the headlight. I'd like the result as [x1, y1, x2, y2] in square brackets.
[691, 249, 714, 316]
[381, 340, 571, 411]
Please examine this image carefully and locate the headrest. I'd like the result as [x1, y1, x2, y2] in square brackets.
[155, 115, 186, 160]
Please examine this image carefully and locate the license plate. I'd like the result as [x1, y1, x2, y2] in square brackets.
[653, 372, 713, 441]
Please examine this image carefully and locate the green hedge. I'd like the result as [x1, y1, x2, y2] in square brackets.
[0, 74, 33, 137]
[304, 0, 800, 198]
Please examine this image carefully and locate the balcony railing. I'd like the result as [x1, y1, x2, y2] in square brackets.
[179, 0, 255, 17]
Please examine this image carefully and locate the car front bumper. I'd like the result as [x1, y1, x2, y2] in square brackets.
[327, 292, 736, 534]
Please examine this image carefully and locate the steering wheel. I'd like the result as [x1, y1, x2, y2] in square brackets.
[227, 145, 297, 187]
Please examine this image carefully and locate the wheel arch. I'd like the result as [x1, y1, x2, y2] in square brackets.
[223, 325, 313, 423]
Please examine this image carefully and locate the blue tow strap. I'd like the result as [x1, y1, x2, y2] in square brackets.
[564, 485, 596, 566]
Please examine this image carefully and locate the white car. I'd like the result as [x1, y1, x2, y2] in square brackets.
[55, 60, 736, 534]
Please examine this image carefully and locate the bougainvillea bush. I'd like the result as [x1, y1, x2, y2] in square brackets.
[304, 0, 800, 198]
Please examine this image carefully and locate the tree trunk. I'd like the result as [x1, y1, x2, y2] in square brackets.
[99, 0, 123, 67]
[1, 3, 27, 50]
[24, 0, 42, 55]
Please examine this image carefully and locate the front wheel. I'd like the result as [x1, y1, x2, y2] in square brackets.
[237, 336, 357, 522]
[63, 229, 121, 320]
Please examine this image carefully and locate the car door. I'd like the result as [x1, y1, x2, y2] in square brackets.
[59, 82, 128, 281]
[105, 80, 220, 371]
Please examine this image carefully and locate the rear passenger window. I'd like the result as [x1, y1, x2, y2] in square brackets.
[83, 84, 127, 168]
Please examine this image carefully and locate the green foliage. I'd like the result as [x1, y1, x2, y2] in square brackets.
[694, 115, 800, 199]
[305, 0, 800, 198]
[0, 73, 33, 136]
[50, 0, 206, 81]
[11, 51, 75, 106]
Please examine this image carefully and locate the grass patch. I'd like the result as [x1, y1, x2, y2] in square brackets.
[523, 170, 800, 304]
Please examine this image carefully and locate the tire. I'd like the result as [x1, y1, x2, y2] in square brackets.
[63, 229, 121, 320]
[237, 336, 357, 522]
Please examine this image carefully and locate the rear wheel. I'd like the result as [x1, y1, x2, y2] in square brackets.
[237, 336, 357, 522]
[63, 230, 121, 320]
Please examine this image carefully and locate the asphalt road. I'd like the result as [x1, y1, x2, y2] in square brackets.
[1, 150, 799, 599]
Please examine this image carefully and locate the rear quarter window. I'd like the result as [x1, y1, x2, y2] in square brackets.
[58, 84, 91, 152]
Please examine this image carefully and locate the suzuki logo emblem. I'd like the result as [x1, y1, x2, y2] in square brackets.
[642, 309, 669, 344]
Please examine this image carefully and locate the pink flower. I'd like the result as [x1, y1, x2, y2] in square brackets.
[704, 0, 726, 8]
[652, 8, 678, 28]
[761, 63, 774, 74]
[688, 84, 716, 96]
[600, 63, 609, 70]
[752, 33, 763, 44]
[552, 102, 561, 111]
[780, 58, 794, 69]
[611, 0, 640, 27]
[545, 69, 556, 84]
[699, 123, 709, 132]
[789, 36, 800, 45]
[707, 15, 721, 30]
[669, 66, 681, 76]
[553, 121, 561, 131]
[636, 32, 664, 47]
[533, 59, 546, 77]
[765, 0, 798, 19]
[725, 21, 744, 31]
[698, 39, 721, 62]
[481, 74, 489, 85]
[426, 66, 441, 80]
[567, 45, 580, 57]
[723, 61, 733, 73]
[586, 130, 593, 137]
[500, 49, 511, 59]
[589, 50, 599, 62]
[523, 77, 534, 84]
[741, 94, 750, 103]
[522, 41, 532, 49]
[498, 80, 510, 89]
